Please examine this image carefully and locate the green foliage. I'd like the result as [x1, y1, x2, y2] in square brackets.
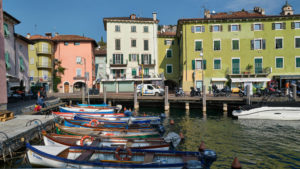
[53, 60, 65, 92]
[97, 36, 106, 48]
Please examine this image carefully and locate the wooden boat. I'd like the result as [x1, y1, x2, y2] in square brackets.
[56, 124, 161, 138]
[77, 103, 109, 107]
[74, 114, 156, 124]
[42, 131, 171, 150]
[75, 114, 161, 122]
[52, 112, 124, 120]
[59, 107, 114, 114]
[26, 142, 217, 168]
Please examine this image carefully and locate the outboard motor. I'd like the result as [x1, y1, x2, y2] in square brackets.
[200, 150, 217, 168]
[163, 132, 181, 149]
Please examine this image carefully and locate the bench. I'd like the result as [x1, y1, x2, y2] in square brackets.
[144, 152, 155, 163]
[0, 110, 14, 122]
[75, 139, 100, 161]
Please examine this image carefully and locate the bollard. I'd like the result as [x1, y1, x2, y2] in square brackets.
[103, 87, 107, 104]
[82, 86, 86, 104]
[185, 102, 190, 110]
[170, 119, 174, 125]
[202, 85, 207, 114]
[231, 157, 242, 169]
[246, 85, 251, 105]
[69, 100, 72, 106]
[164, 86, 169, 111]
[293, 84, 297, 100]
[134, 86, 139, 111]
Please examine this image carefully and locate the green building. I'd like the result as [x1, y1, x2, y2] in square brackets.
[176, 3, 300, 92]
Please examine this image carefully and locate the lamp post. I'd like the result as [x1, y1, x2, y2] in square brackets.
[200, 51, 204, 93]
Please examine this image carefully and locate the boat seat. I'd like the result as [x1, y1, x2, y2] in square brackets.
[182, 155, 198, 162]
[75, 140, 99, 161]
[144, 152, 155, 163]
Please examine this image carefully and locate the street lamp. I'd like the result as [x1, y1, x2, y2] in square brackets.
[200, 51, 204, 94]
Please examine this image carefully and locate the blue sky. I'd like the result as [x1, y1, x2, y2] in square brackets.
[3, 0, 300, 42]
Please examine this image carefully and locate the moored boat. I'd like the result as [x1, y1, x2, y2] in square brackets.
[74, 114, 155, 124]
[77, 103, 109, 107]
[59, 107, 114, 114]
[26, 142, 217, 168]
[53, 112, 124, 120]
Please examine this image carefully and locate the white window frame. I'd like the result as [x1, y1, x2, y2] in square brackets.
[275, 37, 283, 50]
[76, 68, 82, 77]
[115, 54, 122, 64]
[166, 49, 173, 58]
[213, 39, 221, 51]
[231, 57, 240, 74]
[143, 54, 150, 65]
[274, 22, 283, 30]
[232, 39, 240, 51]
[195, 25, 204, 33]
[253, 23, 262, 31]
[195, 58, 203, 70]
[30, 45, 35, 51]
[30, 57, 34, 65]
[254, 57, 263, 73]
[296, 56, 300, 68]
[143, 26, 149, 33]
[213, 58, 222, 70]
[76, 56, 82, 64]
[165, 39, 173, 45]
[254, 38, 263, 50]
[131, 54, 137, 61]
[275, 56, 284, 69]
[115, 25, 120, 32]
[212, 24, 221, 32]
[295, 36, 300, 48]
[166, 64, 173, 74]
[131, 25, 136, 33]
[230, 24, 239, 32]
[194, 40, 203, 51]
[294, 21, 300, 29]
[42, 43, 48, 53]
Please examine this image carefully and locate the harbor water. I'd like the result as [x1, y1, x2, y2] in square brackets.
[2, 107, 300, 168]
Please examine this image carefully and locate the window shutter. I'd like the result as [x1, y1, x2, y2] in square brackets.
[137, 54, 139, 64]
[202, 26, 205, 32]
[239, 24, 241, 31]
[149, 54, 152, 64]
[113, 54, 115, 64]
[129, 54, 131, 61]
[191, 26, 195, 33]
[121, 69, 124, 74]
[262, 24, 264, 30]
[228, 25, 231, 32]
[112, 70, 115, 74]
[203, 60, 207, 70]
[251, 40, 254, 50]
[141, 54, 144, 64]
[220, 25, 223, 32]
[210, 25, 213, 32]
[5, 52, 11, 69]
[164, 40, 167, 45]
[272, 23, 275, 30]
[121, 54, 123, 64]
[262, 39, 266, 50]
[292, 22, 295, 29]
[192, 60, 195, 70]
[251, 24, 254, 31]
[172, 40, 175, 45]
[283, 22, 286, 29]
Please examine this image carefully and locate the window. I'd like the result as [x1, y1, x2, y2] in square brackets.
[232, 39, 239, 50]
[141, 54, 151, 65]
[195, 40, 202, 51]
[115, 25, 120, 32]
[85, 72, 89, 81]
[164, 40, 174, 45]
[193, 25, 205, 33]
[64, 42, 69, 46]
[292, 22, 300, 29]
[195, 60, 203, 70]
[76, 56, 82, 64]
[5, 52, 11, 70]
[144, 26, 149, 32]
[144, 68, 149, 75]
[131, 26, 136, 32]
[296, 57, 300, 68]
[213, 40, 221, 51]
[254, 58, 263, 74]
[74, 42, 80, 45]
[230, 24, 240, 32]
[129, 54, 137, 61]
[211, 25, 222, 32]
[19, 57, 25, 72]
[214, 59, 221, 69]
[276, 57, 284, 68]
[295, 37, 300, 48]
[144, 40, 149, 51]
[166, 64, 173, 74]
[131, 39, 136, 47]
[275, 38, 283, 49]
[3, 23, 10, 37]
[253, 23, 263, 31]
[232, 58, 240, 74]
[30, 57, 34, 65]
[76, 68, 82, 77]
[19, 44, 23, 50]
[166, 49, 172, 58]
[30, 70, 35, 77]
[30, 45, 35, 50]
[251, 39, 266, 50]
[115, 39, 121, 50]
[273, 22, 285, 30]
[113, 54, 123, 64]
[192, 59, 206, 70]
[132, 68, 137, 76]
[42, 43, 48, 53]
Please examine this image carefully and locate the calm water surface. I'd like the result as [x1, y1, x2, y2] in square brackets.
[2, 107, 300, 168]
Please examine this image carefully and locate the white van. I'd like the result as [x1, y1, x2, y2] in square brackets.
[136, 84, 164, 96]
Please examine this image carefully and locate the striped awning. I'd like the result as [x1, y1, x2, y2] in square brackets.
[211, 78, 227, 81]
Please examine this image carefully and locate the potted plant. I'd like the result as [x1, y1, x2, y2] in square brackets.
[244, 64, 253, 74]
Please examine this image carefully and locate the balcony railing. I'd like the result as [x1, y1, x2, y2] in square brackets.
[36, 48, 52, 55]
[110, 59, 128, 67]
[138, 59, 156, 66]
[36, 62, 52, 69]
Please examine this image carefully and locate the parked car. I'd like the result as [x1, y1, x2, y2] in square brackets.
[136, 84, 164, 96]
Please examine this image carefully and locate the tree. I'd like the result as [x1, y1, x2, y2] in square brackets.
[97, 36, 106, 48]
[53, 59, 65, 92]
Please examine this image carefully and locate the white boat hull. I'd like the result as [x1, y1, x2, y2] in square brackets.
[232, 106, 300, 120]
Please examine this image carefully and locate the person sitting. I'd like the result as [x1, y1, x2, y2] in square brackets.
[124, 108, 132, 117]
[37, 96, 46, 108]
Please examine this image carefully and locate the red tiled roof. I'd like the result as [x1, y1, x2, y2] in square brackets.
[29, 35, 52, 40]
[210, 11, 264, 19]
[52, 35, 95, 41]
[94, 48, 107, 55]
[157, 32, 176, 37]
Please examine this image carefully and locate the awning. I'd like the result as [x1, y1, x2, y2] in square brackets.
[211, 78, 227, 81]
[278, 75, 300, 80]
[231, 78, 270, 83]
[110, 67, 126, 70]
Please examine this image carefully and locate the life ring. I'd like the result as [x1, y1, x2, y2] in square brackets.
[88, 119, 99, 127]
[115, 146, 132, 161]
[79, 109, 84, 112]
[80, 136, 94, 146]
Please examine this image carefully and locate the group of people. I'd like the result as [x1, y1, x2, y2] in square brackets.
[34, 87, 47, 111]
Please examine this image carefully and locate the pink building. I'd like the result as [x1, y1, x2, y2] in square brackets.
[0, 0, 7, 110]
[52, 34, 97, 93]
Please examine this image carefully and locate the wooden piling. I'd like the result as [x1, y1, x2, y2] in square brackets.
[82, 86, 86, 104]
[202, 85, 206, 114]
[223, 103, 228, 116]
[246, 85, 251, 105]
[293, 84, 297, 100]
[103, 87, 107, 104]
[185, 102, 190, 110]
[134, 86, 139, 111]
[164, 86, 169, 111]
[108, 100, 112, 106]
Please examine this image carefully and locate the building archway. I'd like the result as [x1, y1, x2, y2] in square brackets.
[73, 81, 86, 93]
[64, 82, 69, 93]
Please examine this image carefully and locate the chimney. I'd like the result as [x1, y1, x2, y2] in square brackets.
[55, 32, 59, 36]
[204, 10, 211, 18]
[152, 12, 157, 21]
[130, 14, 136, 20]
[26, 33, 31, 38]
[45, 32, 52, 38]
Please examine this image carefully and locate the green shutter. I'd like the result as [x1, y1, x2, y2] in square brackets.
[232, 59, 240, 74]
[262, 39, 266, 50]
[19, 57, 25, 72]
[203, 60, 206, 70]
[141, 54, 144, 64]
[113, 54, 115, 64]
[276, 58, 283, 68]
[214, 40, 220, 50]
[149, 54, 151, 64]
[232, 40, 239, 50]
[121, 69, 124, 74]
[292, 22, 295, 29]
[214, 59, 221, 69]
[121, 54, 123, 64]
[137, 54, 139, 64]
[195, 41, 202, 51]
[296, 38, 300, 48]
[5, 52, 11, 70]
[255, 58, 263, 74]
[3, 23, 10, 37]
[129, 54, 131, 61]
[251, 40, 254, 50]
[192, 60, 195, 70]
[167, 65, 172, 73]
[132, 68, 136, 76]
[296, 58, 300, 68]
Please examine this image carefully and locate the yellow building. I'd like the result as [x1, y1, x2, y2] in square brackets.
[27, 33, 54, 92]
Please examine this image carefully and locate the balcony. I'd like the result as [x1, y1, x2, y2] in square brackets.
[36, 48, 52, 55]
[36, 62, 52, 69]
[29, 76, 52, 82]
[73, 76, 86, 80]
[138, 59, 156, 67]
[110, 59, 128, 67]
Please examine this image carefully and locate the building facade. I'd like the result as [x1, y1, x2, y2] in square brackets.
[94, 48, 107, 90]
[52, 34, 97, 93]
[0, 0, 7, 110]
[27, 34, 54, 92]
[177, 3, 300, 92]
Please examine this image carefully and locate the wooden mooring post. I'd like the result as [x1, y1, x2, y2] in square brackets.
[103, 87, 107, 104]
[82, 86, 86, 104]
[246, 85, 251, 105]
[223, 103, 228, 117]
[293, 84, 297, 100]
[202, 85, 206, 114]
[185, 102, 190, 110]
[164, 86, 169, 111]
[134, 86, 139, 111]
